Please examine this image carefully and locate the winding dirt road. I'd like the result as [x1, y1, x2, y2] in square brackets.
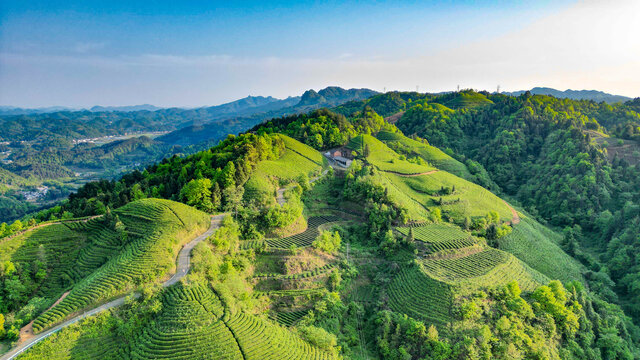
[1, 214, 227, 360]
[503, 200, 521, 225]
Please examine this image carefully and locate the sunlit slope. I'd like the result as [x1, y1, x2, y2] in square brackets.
[440, 91, 494, 109]
[376, 130, 474, 179]
[244, 134, 327, 203]
[32, 199, 209, 332]
[347, 134, 436, 175]
[350, 134, 512, 222]
[0, 223, 88, 308]
[498, 215, 585, 283]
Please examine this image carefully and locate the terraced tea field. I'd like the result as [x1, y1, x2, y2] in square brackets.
[498, 216, 584, 283]
[387, 265, 453, 328]
[396, 223, 478, 254]
[0, 223, 87, 302]
[270, 309, 309, 327]
[419, 247, 548, 294]
[228, 312, 336, 359]
[129, 284, 240, 360]
[32, 199, 209, 333]
[420, 247, 509, 281]
[266, 215, 342, 250]
[20, 283, 336, 360]
[12, 312, 120, 360]
[254, 263, 334, 280]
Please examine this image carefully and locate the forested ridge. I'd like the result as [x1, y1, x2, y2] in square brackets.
[1, 90, 640, 359]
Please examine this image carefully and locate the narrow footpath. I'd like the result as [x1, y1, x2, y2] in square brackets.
[1, 214, 227, 360]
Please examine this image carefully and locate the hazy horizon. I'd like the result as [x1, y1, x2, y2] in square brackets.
[1, 0, 639, 108]
[0, 85, 635, 110]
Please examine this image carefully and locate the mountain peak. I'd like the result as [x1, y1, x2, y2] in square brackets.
[298, 89, 327, 106]
[297, 86, 378, 107]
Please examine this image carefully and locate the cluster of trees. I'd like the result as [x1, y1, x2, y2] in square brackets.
[298, 289, 363, 358]
[252, 106, 394, 150]
[342, 161, 407, 249]
[191, 215, 257, 310]
[0, 218, 32, 239]
[376, 280, 638, 359]
[0, 255, 52, 342]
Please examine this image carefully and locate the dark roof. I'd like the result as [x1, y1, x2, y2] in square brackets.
[334, 156, 352, 163]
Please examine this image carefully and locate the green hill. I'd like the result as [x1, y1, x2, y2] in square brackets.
[345, 133, 511, 222]
[244, 135, 327, 204]
[439, 91, 493, 109]
[30, 199, 209, 332]
[348, 134, 436, 175]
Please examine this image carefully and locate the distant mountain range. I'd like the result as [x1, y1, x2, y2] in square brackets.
[0, 86, 378, 118]
[156, 86, 378, 146]
[504, 87, 631, 103]
[0, 105, 163, 116]
[0, 106, 78, 116]
[89, 104, 163, 112]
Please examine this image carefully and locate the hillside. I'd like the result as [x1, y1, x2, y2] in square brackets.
[0, 87, 377, 223]
[0, 199, 209, 342]
[1, 99, 639, 359]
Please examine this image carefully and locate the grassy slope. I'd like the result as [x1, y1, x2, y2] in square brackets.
[376, 130, 473, 179]
[244, 134, 327, 202]
[255, 134, 326, 182]
[383, 171, 512, 221]
[32, 199, 209, 332]
[498, 215, 585, 283]
[441, 92, 494, 109]
[348, 133, 511, 221]
[348, 134, 436, 175]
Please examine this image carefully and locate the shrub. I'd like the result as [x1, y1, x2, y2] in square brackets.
[299, 325, 338, 352]
[430, 208, 442, 223]
[313, 231, 341, 254]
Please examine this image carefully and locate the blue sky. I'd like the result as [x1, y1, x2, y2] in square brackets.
[1, 0, 638, 107]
